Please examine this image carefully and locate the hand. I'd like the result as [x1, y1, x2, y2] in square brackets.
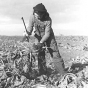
[22, 31, 30, 42]
[33, 42, 44, 51]
[37, 42, 44, 49]
[23, 31, 28, 36]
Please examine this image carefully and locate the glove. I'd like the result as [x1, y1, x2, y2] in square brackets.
[33, 42, 44, 51]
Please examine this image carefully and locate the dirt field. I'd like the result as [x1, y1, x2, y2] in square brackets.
[0, 35, 88, 88]
[0, 35, 88, 67]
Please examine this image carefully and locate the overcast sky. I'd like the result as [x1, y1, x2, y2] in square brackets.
[0, 0, 88, 36]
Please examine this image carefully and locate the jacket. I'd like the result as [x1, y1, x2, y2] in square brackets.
[27, 14, 58, 52]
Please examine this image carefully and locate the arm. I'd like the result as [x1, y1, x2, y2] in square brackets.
[40, 21, 51, 43]
[27, 14, 34, 35]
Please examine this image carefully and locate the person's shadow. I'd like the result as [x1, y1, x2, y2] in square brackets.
[66, 62, 88, 74]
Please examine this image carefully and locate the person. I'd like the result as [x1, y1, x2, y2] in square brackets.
[25, 3, 66, 77]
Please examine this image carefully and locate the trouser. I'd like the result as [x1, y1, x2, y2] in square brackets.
[52, 51, 65, 75]
[38, 49, 65, 76]
[38, 50, 47, 75]
[33, 36, 65, 76]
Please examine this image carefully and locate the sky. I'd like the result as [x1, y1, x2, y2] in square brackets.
[0, 0, 88, 36]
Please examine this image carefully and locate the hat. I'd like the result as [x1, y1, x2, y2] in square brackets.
[33, 3, 47, 12]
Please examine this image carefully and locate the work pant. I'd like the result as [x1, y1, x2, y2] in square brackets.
[33, 35, 66, 76]
[38, 51, 47, 75]
[38, 49, 65, 76]
[52, 51, 65, 75]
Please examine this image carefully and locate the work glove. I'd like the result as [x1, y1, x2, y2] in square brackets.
[33, 42, 44, 51]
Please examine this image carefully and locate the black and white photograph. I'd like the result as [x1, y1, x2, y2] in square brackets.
[0, 0, 88, 88]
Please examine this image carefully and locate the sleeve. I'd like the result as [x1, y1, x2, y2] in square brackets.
[45, 20, 51, 35]
[27, 14, 34, 35]
[40, 19, 52, 43]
